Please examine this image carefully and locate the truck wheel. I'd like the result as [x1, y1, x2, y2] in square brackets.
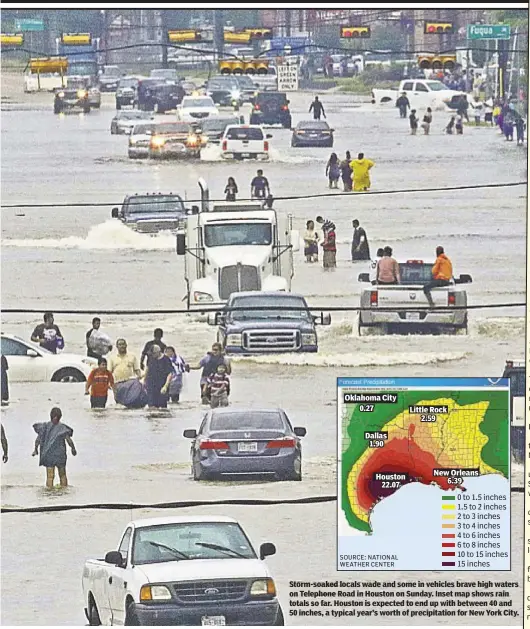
[125, 601, 140, 626]
[88, 596, 102, 626]
[274, 606, 285, 625]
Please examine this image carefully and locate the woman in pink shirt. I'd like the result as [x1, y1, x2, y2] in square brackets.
[376, 246, 400, 285]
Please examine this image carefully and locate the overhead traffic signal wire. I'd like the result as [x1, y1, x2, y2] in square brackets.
[2, 182, 526, 210]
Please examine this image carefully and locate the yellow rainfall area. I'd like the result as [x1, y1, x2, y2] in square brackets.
[347, 398, 496, 525]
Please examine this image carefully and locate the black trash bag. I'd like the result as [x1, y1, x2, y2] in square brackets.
[115, 379, 147, 409]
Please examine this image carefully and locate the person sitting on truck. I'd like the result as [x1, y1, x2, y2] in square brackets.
[370, 248, 385, 284]
[224, 177, 238, 201]
[396, 92, 410, 118]
[309, 96, 326, 120]
[251, 170, 270, 200]
[423, 246, 453, 309]
[376, 247, 400, 285]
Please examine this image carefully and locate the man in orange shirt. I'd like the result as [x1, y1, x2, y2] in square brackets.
[423, 246, 453, 308]
[85, 357, 116, 409]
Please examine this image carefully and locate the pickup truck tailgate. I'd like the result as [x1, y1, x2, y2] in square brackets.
[375, 285, 448, 308]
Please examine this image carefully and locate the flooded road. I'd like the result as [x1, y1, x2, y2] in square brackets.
[1, 90, 526, 625]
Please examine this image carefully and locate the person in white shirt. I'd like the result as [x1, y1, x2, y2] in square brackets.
[472, 98, 484, 126]
[369, 248, 384, 284]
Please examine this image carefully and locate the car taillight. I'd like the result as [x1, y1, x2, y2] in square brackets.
[281, 105, 289, 111]
[222, 140, 227, 151]
[448, 292, 456, 306]
[199, 440, 229, 450]
[266, 438, 296, 449]
[254, 104, 260, 110]
[264, 141, 269, 151]
[370, 291, 378, 306]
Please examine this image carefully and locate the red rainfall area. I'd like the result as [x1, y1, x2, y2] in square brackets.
[357, 427, 454, 512]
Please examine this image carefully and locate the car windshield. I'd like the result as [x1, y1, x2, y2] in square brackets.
[209, 79, 239, 89]
[225, 127, 264, 140]
[210, 411, 285, 431]
[119, 111, 150, 120]
[153, 123, 192, 134]
[298, 121, 329, 130]
[132, 124, 154, 135]
[103, 67, 120, 77]
[399, 263, 437, 284]
[235, 76, 256, 88]
[426, 81, 445, 91]
[257, 93, 285, 104]
[230, 296, 311, 321]
[119, 78, 138, 88]
[183, 97, 215, 108]
[132, 523, 256, 564]
[204, 223, 272, 247]
[124, 196, 185, 214]
[201, 118, 239, 133]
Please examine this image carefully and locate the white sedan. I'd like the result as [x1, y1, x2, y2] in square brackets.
[176, 95, 219, 122]
[1, 333, 97, 383]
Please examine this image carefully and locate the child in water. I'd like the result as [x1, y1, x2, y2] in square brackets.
[206, 363, 230, 409]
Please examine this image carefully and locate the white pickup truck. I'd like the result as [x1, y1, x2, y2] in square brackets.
[371, 79, 467, 111]
[82, 515, 283, 626]
[357, 259, 472, 335]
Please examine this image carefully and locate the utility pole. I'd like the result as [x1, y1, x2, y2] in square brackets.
[285, 9, 292, 36]
[161, 9, 168, 68]
[213, 9, 224, 63]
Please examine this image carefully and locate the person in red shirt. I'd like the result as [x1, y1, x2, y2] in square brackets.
[85, 357, 116, 409]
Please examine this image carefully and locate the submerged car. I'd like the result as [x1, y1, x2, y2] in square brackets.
[1, 333, 96, 382]
[220, 125, 272, 161]
[206, 75, 243, 106]
[149, 122, 204, 159]
[66, 76, 101, 109]
[177, 95, 219, 122]
[148, 82, 186, 113]
[98, 65, 121, 92]
[111, 192, 187, 233]
[291, 120, 334, 147]
[115, 76, 139, 109]
[209, 291, 331, 353]
[54, 88, 91, 114]
[184, 407, 306, 481]
[249, 92, 291, 128]
[128, 122, 155, 158]
[199, 116, 243, 144]
[110, 110, 153, 135]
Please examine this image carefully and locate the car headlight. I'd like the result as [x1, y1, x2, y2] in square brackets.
[129, 138, 137, 145]
[151, 136, 165, 147]
[77, 90, 87, 98]
[226, 333, 242, 346]
[250, 578, 276, 597]
[57, 92, 65, 98]
[193, 291, 213, 302]
[231, 90, 241, 100]
[140, 585, 172, 601]
[187, 134, 198, 146]
[302, 333, 317, 345]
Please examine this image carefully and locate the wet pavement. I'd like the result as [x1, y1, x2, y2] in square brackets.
[1, 90, 526, 625]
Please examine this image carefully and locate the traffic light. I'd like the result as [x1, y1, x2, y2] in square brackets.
[340, 26, 371, 38]
[224, 31, 252, 44]
[61, 33, 92, 45]
[417, 54, 456, 70]
[168, 30, 202, 43]
[219, 59, 269, 75]
[424, 22, 454, 34]
[1, 33, 23, 46]
[245, 28, 273, 40]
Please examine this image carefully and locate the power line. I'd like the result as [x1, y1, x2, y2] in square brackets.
[2, 182, 526, 210]
[2, 304, 526, 316]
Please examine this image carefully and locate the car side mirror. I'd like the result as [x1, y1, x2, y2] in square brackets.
[176, 233, 186, 255]
[111, 207, 120, 219]
[259, 542, 276, 560]
[266, 133, 273, 139]
[358, 273, 370, 283]
[207, 312, 220, 326]
[294, 427, 307, 437]
[286, 100, 290, 104]
[105, 551, 124, 566]
[321, 313, 331, 326]
[330, 128, 335, 132]
[26, 349, 39, 358]
[183, 429, 197, 439]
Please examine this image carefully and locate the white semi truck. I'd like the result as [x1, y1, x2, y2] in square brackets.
[176, 179, 299, 311]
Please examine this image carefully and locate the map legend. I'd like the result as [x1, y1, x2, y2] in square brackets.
[338, 377, 511, 572]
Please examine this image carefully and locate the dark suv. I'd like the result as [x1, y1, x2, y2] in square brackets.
[148, 83, 186, 113]
[249, 92, 291, 128]
[206, 76, 241, 106]
[54, 88, 90, 114]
